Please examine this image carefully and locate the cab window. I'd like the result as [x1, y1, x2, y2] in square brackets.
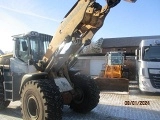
[15, 38, 29, 62]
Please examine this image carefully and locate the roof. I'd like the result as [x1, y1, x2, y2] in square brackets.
[101, 35, 160, 48]
[12, 31, 52, 39]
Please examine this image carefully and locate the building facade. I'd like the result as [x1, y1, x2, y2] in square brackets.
[101, 35, 160, 54]
[74, 35, 160, 80]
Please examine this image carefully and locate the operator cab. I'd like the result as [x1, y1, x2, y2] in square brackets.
[106, 51, 124, 65]
[13, 31, 52, 63]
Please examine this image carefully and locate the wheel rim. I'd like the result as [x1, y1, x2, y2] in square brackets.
[27, 95, 39, 119]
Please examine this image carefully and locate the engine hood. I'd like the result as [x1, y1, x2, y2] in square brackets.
[0, 53, 13, 65]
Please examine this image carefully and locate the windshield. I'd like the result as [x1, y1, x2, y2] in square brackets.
[107, 52, 124, 65]
[30, 36, 50, 62]
[143, 46, 160, 61]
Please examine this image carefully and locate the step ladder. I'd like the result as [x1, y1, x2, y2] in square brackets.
[3, 65, 13, 101]
[129, 81, 138, 90]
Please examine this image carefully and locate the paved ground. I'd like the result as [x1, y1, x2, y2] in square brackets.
[0, 82, 160, 120]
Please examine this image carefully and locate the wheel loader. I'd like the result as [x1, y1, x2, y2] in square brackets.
[96, 51, 129, 91]
[104, 51, 125, 78]
[0, 0, 136, 119]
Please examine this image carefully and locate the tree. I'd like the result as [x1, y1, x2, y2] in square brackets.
[83, 38, 104, 54]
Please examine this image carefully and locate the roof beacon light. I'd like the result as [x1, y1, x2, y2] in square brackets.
[27, 31, 39, 37]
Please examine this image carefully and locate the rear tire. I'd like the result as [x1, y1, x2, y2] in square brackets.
[70, 74, 100, 113]
[21, 80, 63, 120]
[0, 82, 10, 110]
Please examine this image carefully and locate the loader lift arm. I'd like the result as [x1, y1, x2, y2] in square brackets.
[41, 0, 122, 73]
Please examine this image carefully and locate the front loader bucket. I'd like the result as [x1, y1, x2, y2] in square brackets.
[94, 77, 129, 92]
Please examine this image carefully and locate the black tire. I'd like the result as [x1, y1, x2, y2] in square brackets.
[70, 74, 100, 113]
[0, 82, 10, 110]
[21, 80, 63, 120]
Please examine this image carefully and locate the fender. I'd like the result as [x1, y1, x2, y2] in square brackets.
[19, 72, 74, 93]
[69, 68, 81, 78]
[19, 72, 48, 94]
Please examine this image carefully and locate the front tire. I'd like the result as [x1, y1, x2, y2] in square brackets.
[21, 80, 63, 120]
[70, 74, 100, 113]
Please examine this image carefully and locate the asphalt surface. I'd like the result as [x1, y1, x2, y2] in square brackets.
[0, 85, 160, 120]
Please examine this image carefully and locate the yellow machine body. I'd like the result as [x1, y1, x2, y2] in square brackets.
[104, 51, 124, 78]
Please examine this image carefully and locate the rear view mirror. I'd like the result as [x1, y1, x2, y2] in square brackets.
[22, 41, 28, 51]
[135, 49, 139, 60]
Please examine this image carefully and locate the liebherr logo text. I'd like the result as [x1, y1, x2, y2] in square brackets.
[124, 101, 150, 105]
[61, 3, 84, 30]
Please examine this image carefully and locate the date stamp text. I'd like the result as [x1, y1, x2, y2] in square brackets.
[124, 101, 150, 105]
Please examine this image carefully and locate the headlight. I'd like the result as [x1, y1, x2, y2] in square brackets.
[141, 68, 149, 78]
[142, 68, 145, 76]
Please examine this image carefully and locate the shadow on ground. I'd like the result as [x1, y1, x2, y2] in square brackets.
[0, 106, 22, 119]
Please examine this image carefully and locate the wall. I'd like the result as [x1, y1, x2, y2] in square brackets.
[73, 56, 105, 77]
[102, 47, 137, 54]
[73, 55, 136, 80]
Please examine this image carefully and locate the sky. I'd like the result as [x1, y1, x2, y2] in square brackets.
[0, 0, 160, 52]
